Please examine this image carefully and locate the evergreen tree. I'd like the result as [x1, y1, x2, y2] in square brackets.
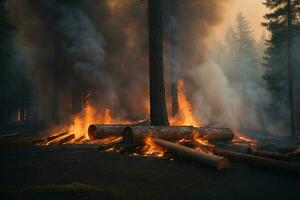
[148, 0, 169, 126]
[263, 0, 300, 134]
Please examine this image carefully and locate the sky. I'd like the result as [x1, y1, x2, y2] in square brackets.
[215, 0, 268, 41]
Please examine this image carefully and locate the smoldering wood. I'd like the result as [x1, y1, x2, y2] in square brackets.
[214, 147, 300, 174]
[47, 131, 69, 142]
[122, 126, 235, 144]
[74, 136, 85, 143]
[153, 138, 230, 171]
[48, 134, 75, 145]
[98, 138, 123, 151]
[196, 127, 234, 141]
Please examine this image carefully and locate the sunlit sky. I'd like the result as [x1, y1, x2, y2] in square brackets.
[216, 0, 268, 41]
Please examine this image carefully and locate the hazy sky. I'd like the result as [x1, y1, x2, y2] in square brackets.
[216, 0, 267, 41]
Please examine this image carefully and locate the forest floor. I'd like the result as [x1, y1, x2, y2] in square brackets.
[0, 132, 300, 200]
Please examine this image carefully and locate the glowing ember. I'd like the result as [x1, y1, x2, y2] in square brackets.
[141, 136, 165, 157]
[170, 80, 203, 127]
[233, 131, 257, 146]
[192, 132, 215, 154]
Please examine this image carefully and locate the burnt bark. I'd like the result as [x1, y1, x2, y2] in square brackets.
[170, 0, 179, 116]
[148, 0, 169, 126]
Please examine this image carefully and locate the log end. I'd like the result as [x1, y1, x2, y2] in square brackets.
[216, 157, 230, 171]
[88, 125, 97, 140]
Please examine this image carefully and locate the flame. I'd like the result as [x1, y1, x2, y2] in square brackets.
[170, 80, 202, 126]
[192, 132, 215, 154]
[46, 99, 129, 145]
[68, 102, 113, 141]
[141, 136, 165, 157]
[233, 131, 257, 146]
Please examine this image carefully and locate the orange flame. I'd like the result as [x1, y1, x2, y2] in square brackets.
[233, 131, 257, 146]
[141, 136, 165, 157]
[170, 80, 202, 127]
[46, 99, 130, 145]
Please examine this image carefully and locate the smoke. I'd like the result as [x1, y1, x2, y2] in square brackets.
[7, 0, 249, 127]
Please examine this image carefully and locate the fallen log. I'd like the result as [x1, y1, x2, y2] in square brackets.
[88, 125, 127, 140]
[123, 126, 194, 144]
[88, 120, 150, 140]
[153, 138, 230, 171]
[98, 138, 123, 151]
[47, 132, 68, 142]
[248, 148, 291, 161]
[122, 126, 234, 144]
[48, 134, 75, 145]
[214, 147, 300, 174]
[196, 127, 234, 141]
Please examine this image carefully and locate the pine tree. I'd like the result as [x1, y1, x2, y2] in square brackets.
[263, 0, 300, 135]
[236, 13, 259, 126]
[148, 0, 169, 126]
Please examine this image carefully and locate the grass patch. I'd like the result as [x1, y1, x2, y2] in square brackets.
[20, 183, 125, 197]
[21, 182, 101, 193]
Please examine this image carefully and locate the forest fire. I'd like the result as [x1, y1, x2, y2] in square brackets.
[170, 80, 203, 127]
[141, 136, 166, 157]
[44, 80, 255, 159]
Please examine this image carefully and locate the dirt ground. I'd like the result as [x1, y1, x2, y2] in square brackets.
[0, 136, 299, 200]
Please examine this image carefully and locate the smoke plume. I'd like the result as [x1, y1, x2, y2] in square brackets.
[6, 0, 242, 127]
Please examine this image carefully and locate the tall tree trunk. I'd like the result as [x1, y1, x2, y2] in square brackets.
[170, 0, 179, 116]
[148, 0, 169, 126]
[287, 0, 297, 137]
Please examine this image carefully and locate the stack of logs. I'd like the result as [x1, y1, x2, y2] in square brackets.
[88, 124, 300, 174]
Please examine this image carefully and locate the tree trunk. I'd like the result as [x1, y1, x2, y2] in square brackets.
[170, 0, 179, 116]
[287, 0, 297, 137]
[148, 0, 169, 126]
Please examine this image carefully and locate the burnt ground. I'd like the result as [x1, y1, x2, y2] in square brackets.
[0, 133, 300, 200]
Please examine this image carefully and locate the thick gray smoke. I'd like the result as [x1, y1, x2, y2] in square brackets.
[7, 0, 243, 127]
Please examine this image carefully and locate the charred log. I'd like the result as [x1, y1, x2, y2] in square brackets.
[48, 134, 75, 145]
[214, 147, 300, 174]
[47, 131, 68, 142]
[98, 138, 123, 151]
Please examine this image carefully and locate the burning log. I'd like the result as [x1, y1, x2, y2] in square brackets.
[88, 120, 150, 140]
[123, 126, 194, 144]
[48, 134, 75, 145]
[196, 127, 234, 141]
[123, 126, 234, 144]
[153, 138, 230, 171]
[47, 131, 68, 142]
[214, 147, 300, 174]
